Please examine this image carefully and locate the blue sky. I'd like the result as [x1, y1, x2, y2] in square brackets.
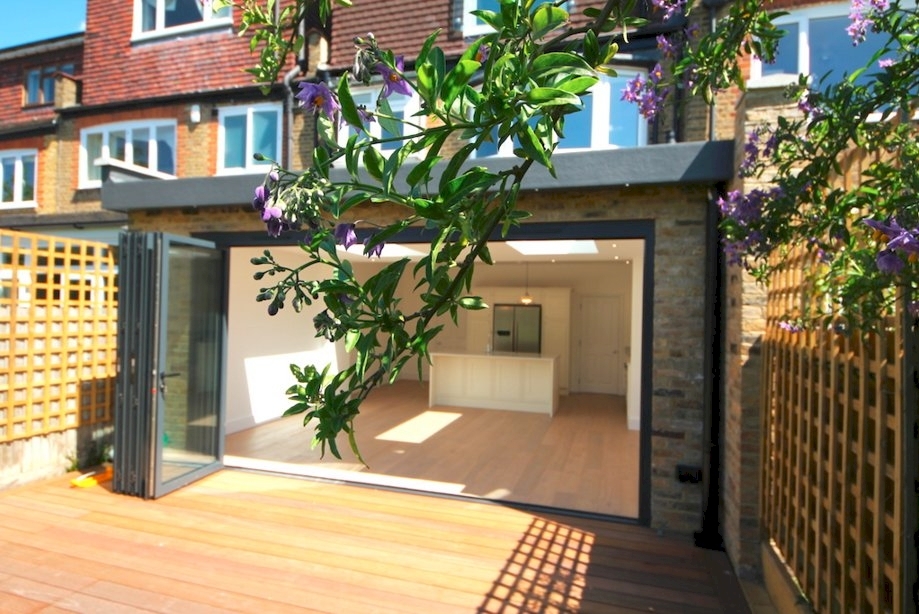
[0, 0, 86, 50]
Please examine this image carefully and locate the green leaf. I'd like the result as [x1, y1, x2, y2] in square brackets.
[438, 142, 476, 193]
[458, 296, 488, 310]
[337, 78, 363, 129]
[530, 5, 568, 39]
[555, 75, 599, 95]
[442, 59, 482, 111]
[531, 52, 596, 80]
[345, 329, 360, 352]
[415, 29, 441, 68]
[406, 154, 442, 188]
[525, 87, 583, 107]
[362, 146, 385, 180]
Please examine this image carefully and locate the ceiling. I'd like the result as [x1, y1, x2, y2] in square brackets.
[338, 238, 645, 264]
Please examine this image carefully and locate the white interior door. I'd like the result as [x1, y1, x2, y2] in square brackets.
[577, 295, 623, 394]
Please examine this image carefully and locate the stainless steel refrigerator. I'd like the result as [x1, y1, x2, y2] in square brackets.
[492, 304, 541, 354]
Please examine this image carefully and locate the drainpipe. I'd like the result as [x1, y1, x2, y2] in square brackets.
[695, 0, 732, 551]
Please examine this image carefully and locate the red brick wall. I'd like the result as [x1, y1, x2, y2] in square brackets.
[81, 0, 278, 106]
[328, 0, 614, 69]
[0, 39, 83, 126]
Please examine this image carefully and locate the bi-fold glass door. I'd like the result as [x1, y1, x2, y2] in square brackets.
[114, 232, 225, 498]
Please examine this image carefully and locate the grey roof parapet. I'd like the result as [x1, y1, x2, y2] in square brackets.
[101, 140, 734, 212]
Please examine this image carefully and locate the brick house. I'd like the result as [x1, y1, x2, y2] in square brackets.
[4, 0, 905, 605]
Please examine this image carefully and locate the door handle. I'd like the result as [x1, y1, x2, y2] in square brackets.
[158, 371, 181, 394]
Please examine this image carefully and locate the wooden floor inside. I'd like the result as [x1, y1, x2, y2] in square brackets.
[226, 381, 640, 518]
[0, 469, 751, 613]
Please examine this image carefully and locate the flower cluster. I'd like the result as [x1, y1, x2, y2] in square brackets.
[333, 222, 385, 258]
[863, 217, 919, 274]
[739, 126, 778, 177]
[650, 0, 687, 22]
[252, 171, 298, 238]
[718, 187, 783, 266]
[847, 0, 889, 45]
[620, 64, 669, 120]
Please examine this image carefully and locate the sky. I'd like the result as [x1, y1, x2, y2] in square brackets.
[0, 0, 86, 50]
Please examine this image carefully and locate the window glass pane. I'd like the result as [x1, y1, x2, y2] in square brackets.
[609, 77, 641, 147]
[141, 0, 156, 31]
[156, 125, 176, 174]
[42, 67, 56, 104]
[558, 96, 593, 149]
[252, 110, 278, 163]
[110, 130, 127, 161]
[1, 158, 14, 202]
[21, 155, 35, 201]
[86, 133, 103, 182]
[810, 16, 885, 84]
[165, 0, 205, 28]
[132, 128, 150, 168]
[223, 114, 247, 169]
[381, 110, 405, 151]
[25, 70, 41, 105]
[476, 126, 501, 157]
[762, 23, 800, 76]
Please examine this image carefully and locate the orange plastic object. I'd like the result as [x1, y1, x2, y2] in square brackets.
[70, 464, 113, 488]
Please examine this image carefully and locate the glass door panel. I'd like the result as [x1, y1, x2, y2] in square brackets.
[154, 238, 225, 496]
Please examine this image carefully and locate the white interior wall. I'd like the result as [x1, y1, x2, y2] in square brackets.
[225, 245, 641, 433]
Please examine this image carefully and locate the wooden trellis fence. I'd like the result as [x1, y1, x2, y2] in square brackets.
[0, 229, 117, 444]
[760, 248, 918, 614]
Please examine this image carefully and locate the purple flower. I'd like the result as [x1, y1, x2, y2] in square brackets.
[357, 106, 375, 126]
[620, 74, 667, 120]
[296, 82, 341, 119]
[334, 223, 358, 249]
[878, 58, 895, 68]
[377, 56, 412, 98]
[268, 170, 280, 182]
[364, 236, 384, 258]
[778, 320, 804, 333]
[252, 184, 270, 211]
[876, 249, 904, 274]
[650, 0, 686, 21]
[657, 35, 677, 59]
[648, 63, 665, 85]
[797, 93, 823, 119]
[475, 44, 490, 64]
[261, 205, 283, 223]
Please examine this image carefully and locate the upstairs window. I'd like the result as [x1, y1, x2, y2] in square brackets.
[475, 70, 648, 157]
[136, 0, 231, 36]
[80, 121, 177, 188]
[463, 0, 562, 36]
[337, 89, 424, 156]
[23, 63, 74, 107]
[1, 150, 37, 209]
[750, 3, 888, 87]
[218, 103, 281, 173]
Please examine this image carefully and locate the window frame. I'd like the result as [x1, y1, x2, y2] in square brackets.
[749, 2, 885, 87]
[473, 69, 649, 158]
[79, 120, 178, 189]
[23, 63, 74, 107]
[336, 88, 425, 157]
[216, 102, 283, 175]
[132, 0, 233, 41]
[0, 149, 38, 209]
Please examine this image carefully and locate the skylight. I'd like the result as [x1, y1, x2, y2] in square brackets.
[505, 240, 598, 256]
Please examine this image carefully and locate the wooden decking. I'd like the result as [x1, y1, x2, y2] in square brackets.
[0, 469, 751, 613]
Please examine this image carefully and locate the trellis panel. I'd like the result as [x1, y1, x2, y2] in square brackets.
[0, 229, 117, 443]
[761, 249, 907, 614]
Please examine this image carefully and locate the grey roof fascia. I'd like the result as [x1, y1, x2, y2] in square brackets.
[101, 140, 733, 212]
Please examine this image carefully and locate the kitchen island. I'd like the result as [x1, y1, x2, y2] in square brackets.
[428, 351, 558, 415]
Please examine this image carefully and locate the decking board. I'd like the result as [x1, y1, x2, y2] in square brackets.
[0, 470, 750, 613]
